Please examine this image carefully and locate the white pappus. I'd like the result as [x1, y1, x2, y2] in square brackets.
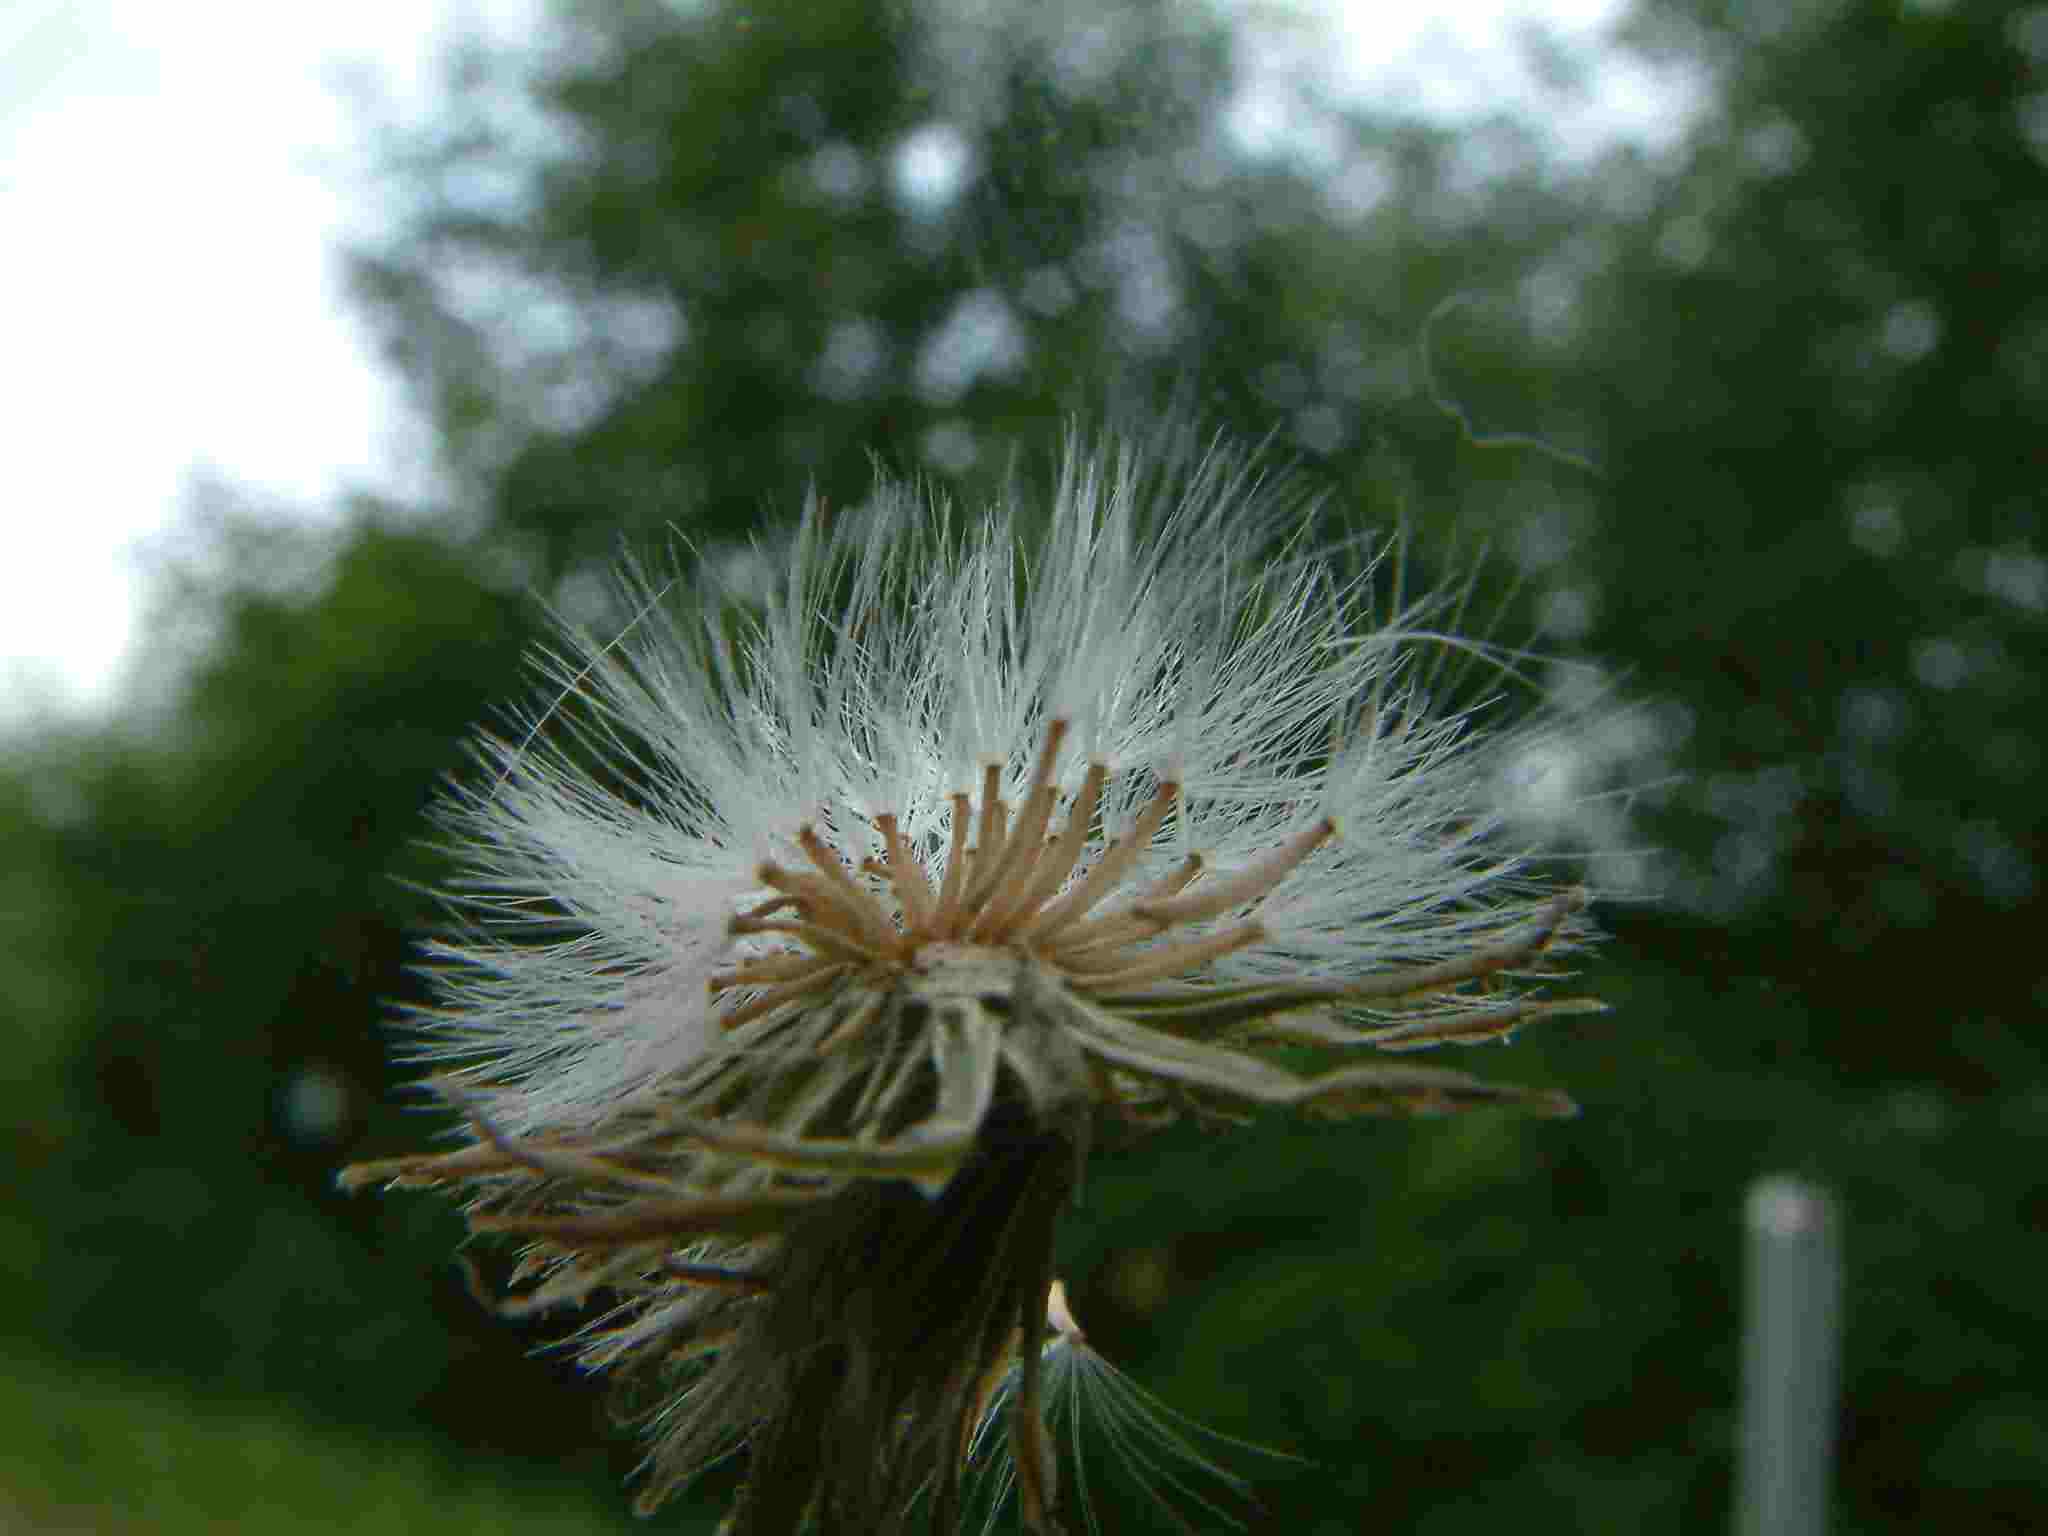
[344, 427, 1622, 1536]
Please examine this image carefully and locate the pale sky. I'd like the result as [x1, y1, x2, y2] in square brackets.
[0, 0, 1682, 730]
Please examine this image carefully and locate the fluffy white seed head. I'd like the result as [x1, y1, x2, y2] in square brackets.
[346, 428, 1639, 1534]
[411, 431, 1610, 1138]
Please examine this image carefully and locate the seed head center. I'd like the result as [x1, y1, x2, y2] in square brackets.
[711, 719, 1335, 1028]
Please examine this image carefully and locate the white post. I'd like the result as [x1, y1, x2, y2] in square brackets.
[1735, 1176, 1841, 1536]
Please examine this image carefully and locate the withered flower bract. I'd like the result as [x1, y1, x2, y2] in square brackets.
[344, 433, 1612, 1533]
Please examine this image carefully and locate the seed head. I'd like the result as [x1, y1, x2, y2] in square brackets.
[344, 431, 1616, 1534]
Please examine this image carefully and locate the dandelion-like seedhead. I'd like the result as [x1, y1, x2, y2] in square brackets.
[345, 431, 1620, 1535]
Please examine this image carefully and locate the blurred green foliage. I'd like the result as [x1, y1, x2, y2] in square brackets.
[5, 0, 2044, 1529]
[0, 1344, 659, 1533]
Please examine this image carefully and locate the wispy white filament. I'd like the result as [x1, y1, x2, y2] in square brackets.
[966, 1281, 1287, 1534]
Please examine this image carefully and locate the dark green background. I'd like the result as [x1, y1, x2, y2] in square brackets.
[6, 0, 2044, 1530]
